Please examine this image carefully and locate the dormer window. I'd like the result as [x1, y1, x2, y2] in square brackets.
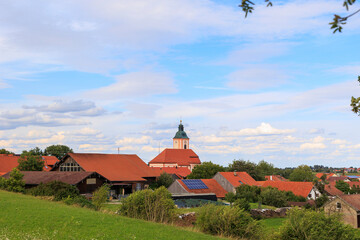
[337, 202, 342, 209]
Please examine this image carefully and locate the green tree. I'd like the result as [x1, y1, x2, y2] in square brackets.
[4, 168, 25, 192]
[151, 172, 174, 189]
[335, 180, 351, 194]
[235, 184, 261, 202]
[289, 165, 314, 182]
[92, 184, 110, 211]
[44, 145, 73, 160]
[351, 76, 360, 115]
[187, 161, 225, 179]
[275, 208, 359, 240]
[17, 152, 44, 171]
[257, 160, 275, 177]
[0, 149, 14, 154]
[225, 192, 236, 206]
[260, 187, 287, 207]
[28, 147, 43, 156]
[228, 160, 263, 180]
[315, 194, 329, 208]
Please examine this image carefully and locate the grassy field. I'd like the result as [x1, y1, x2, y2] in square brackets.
[0, 190, 223, 240]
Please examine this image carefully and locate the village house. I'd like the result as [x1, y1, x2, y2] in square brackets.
[149, 121, 201, 174]
[52, 153, 159, 197]
[2, 171, 108, 194]
[212, 171, 259, 193]
[265, 175, 288, 181]
[260, 181, 320, 200]
[0, 153, 58, 175]
[324, 195, 360, 228]
[168, 179, 227, 200]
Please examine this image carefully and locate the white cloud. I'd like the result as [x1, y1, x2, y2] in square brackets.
[116, 136, 152, 146]
[224, 123, 295, 136]
[300, 136, 327, 150]
[84, 71, 177, 100]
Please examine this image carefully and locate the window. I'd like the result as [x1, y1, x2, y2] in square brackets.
[337, 202, 342, 209]
[59, 162, 81, 172]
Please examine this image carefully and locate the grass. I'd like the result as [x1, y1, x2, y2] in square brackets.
[0, 190, 224, 240]
[260, 218, 286, 231]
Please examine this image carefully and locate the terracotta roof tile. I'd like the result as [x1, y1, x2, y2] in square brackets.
[261, 181, 314, 198]
[219, 172, 258, 187]
[151, 167, 191, 178]
[324, 183, 344, 196]
[149, 149, 200, 166]
[178, 179, 227, 198]
[2, 171, 98, 185]
[265, 175, 288, 181]
[65, 153, 159, 182]
[339, 195, 360, 211]
[0, 154, 57, 173]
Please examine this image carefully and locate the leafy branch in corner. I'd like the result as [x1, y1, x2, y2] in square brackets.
[350, 76, 360, 115]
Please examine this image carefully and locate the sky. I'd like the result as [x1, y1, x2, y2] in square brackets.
[1, 0, 360, 168]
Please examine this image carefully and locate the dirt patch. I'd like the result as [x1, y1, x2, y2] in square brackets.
[174, 212, 197, 227]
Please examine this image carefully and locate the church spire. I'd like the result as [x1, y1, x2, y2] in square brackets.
[173, 120, 190, 149]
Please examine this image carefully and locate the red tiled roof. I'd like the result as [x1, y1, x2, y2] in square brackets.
[178, 179, 227, 198]
[66, 153, 159, 182]
[219, 172, 258, 187]
[265, 175, 287, 181]
[324, 183, 344, 196]
[315, 173, 325, 179]
[0, 172, 7, 176]
[328, 176, 349, 182]
[339, 195, 360, 211]
[316, 173, 336, 179]
[0, 154, 19, 173]
[42, 156, 59, 171]
[2, 171, 97, 185]
[261, 181, 314, 198]
[348, 182, 360, 188]
[151, 167, 191, 178]
[149, 149, 201, 166]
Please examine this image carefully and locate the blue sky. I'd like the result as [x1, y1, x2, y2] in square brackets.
[1, 0, 360, 168]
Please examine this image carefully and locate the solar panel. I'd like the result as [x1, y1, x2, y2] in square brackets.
[182, 179, 208, 190]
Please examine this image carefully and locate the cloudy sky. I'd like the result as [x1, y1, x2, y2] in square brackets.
[1, 0, 360, 168]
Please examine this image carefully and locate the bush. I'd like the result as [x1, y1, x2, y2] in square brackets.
[63, 195, 94, 209]
[315, 194, 329, 208]
[3, 168, 25, 193]
[150, 172, 174, 189]
[236, 184, 261, 202]
[118, 186, 175, 223]
[260, 187, 288, 207]
[92, 184, 110, 211]
[274, 208, 359, 240]
[27, 181, 79, 201]
[196, 204, 264, 240]
[233, 198, 250, 211]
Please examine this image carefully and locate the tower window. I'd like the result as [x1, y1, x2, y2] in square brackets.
[184, 144, 187, 149]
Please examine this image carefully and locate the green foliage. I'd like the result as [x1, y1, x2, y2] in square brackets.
[0, 149, 14, 154]
[118, 186, 176, 223]
[27, 181, 79, 201]
[335, 180, 351, 194]
[92, 184, 110, 211]
[187, 161, 225, 179]
[225, 192, 236, 205]
[274, 168, 293, 179]
[17, 152, 44, 171]
[28, 147, 43, 156]
[233, 198, 250, 211]
[196, 204, 264, 239]
[351, 76, 360, 115]
[260, 187, 287, 208]
[174, 198, 226, 208]
[275, 208, 359, 240]
[236, 184, 261, 202]
[1, 168, 25, 193]
[44, 144, 73, 160]
[284, 191, 306, 202]
[63, 195, 94, 209]
[315, 194, 329, 208]
[151, 172, 174, 189]
[257, 160, 275, 177]
[228, 160, 264, 180]
[289, 165, 314, 182]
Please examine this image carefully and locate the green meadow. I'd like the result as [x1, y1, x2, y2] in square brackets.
[0, 190, 222, 240]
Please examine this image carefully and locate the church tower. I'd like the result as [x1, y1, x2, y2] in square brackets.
[173, 120, 190, 149]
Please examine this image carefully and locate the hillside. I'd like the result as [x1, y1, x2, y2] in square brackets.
[0, 190, 222, 240]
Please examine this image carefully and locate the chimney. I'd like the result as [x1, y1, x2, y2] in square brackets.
[234, 170, 237, 176]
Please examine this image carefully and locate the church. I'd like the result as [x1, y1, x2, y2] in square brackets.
[149, 121, 201, 177]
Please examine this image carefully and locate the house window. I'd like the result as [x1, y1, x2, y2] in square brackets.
[337, 202, 342, 209]
[59, 162, 81, 172]
[136, 183, 142, 191]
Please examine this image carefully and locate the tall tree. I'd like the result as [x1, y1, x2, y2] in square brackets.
[44, 145, 73, 160]
[228, 160, 263, 181]
[187, 161, 226, 179]
[0, 149, 15, 154]
[28, 147, 43, 156]
[289, 165, 314, 182]
[257, 160, 275, 177]
[17, 151, 44, 171]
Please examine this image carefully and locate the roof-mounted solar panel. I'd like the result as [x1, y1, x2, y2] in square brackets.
[182, 179, 208, 189]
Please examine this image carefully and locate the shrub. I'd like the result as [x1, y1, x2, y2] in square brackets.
[315, 194, 329, 208]
[274, 208, 359, 240]
[233, 198, 250, 211]
[335, 180, 351, 194]
[150, 172, 174, 189]
[236, 184, 261, 202]
[17, 152, 44, 171]
[63, 195, 94, 209]
[4, 168, 25, 193]
[92, 184, 110, 211]
[27, 181, 79, 201]
[118, 186, 175, 223]
[260, 187, 288, 207]
[225, 192, 236, 205]
[196, 204, 263, 240]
